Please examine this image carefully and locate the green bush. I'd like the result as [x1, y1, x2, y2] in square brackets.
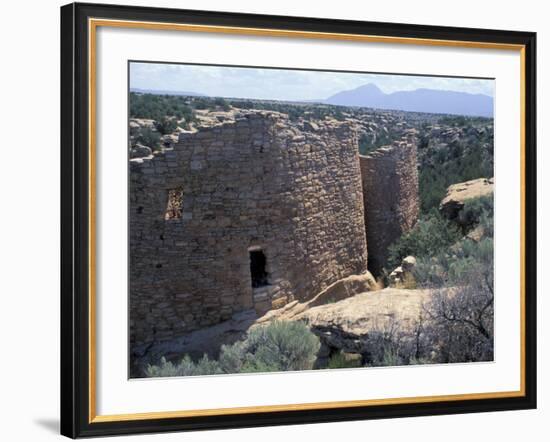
[146, 321, 320, 377]
[213, 97, 231, 111]
[449, 237, 493, 283]
[154, 117, 177, 135]
[327, 351, 362, 369]
[458, 195, 494, 234]
[412, 193, 494, 287]
[146, 355, 222, 377]
[414, 235, 493, 288]
[135, 127, 161, 150]
[236, 321, 321, 373]
[391, 191, 493, 288]
[130, 92, 195, 122]
[421, 240, 494, 363]
[417, 117, 493, 214]
[358, 134, 379, 156]
[386, 210, 461, 271]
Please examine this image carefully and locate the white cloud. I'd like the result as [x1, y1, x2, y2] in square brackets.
[130, 62, 494, 100]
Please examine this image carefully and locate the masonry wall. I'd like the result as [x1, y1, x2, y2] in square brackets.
[130, 112, 368, 346]
[360, 129, 419, 275]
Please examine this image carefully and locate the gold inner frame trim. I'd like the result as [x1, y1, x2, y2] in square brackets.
[88, 17, 527, 424]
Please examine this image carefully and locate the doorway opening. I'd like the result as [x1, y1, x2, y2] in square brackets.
[249, 250, 269, 288]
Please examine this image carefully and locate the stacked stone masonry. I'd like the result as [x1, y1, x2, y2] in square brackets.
[130, 112, 373, 346]
[359, 129, 420, 275]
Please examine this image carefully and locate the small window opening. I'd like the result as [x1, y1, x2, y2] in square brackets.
[250, 250, 269, 288]
[164, 188, 183, 220]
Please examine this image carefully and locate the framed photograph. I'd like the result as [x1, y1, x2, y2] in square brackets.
[60, 2, 537, 438]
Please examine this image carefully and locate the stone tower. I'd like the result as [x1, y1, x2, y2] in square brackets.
[359, 129, 420, 275]
[129, 112, 369, 346]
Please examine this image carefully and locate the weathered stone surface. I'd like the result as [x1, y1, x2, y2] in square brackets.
[162, 134, 179, 147]
[130, 111, 370, 346]
[130, 309, 258, 374]
[466, 225, 486, 242]
[256, 272, 378, 323]
[129, 109, 420, 347]
[360, 129, 420, 275]
[130, 143, 152, 159]
[295, 288, 431, 354]
[401, 255, 416, 271]
[129, 120, 141, 134]
[130, 118, 156, 129]
[132, 272, 376, 369]
[439, 177, 494, 220]
[389, 256, 416, 287]
[193, 109, 239, 128]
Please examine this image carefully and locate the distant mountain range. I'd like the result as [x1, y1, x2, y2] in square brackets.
[131, 88, 206, 97]
[324, 83, 493, 117]
[131, 83, 493, 117]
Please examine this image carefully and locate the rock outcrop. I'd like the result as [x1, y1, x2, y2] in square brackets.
[130, 143, 152, 159]
[388, 255, 417, 288]
[131, 309, 258, 374]
[132, 272, 377, 373]
[439, 177, 494, 220]
[131, 275, 434, 373]
[295, 288, 430, 356]
[256, 272, 378, 323]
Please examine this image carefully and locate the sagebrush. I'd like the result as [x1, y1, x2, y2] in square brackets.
[146, 321, 320, 377]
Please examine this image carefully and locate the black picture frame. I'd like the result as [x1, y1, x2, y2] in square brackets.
[60, 2, 537, 438]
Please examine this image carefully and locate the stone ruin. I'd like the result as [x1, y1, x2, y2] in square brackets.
[359, 129, 420, 275]
[130, 111, 419, 346]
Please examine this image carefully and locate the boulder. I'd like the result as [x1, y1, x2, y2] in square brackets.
[130, 143, 152, 159]
[439, 177, 494, 220]
[303, 121, 319, 132]
[295, 288, 432, 354]
[129, 120, 141, 134]
[388, 266, 404, 286]
[389, 256, 416, 288]
[162, 134, 179, 147]
[307, 272, 378, 307]
[255, 272, 378, 323]
[130, 118, 156, 129]
[401, 255, 416, 271]
[466, 225, 485, 242]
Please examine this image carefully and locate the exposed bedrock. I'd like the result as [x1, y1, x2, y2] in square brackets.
[439, 177, 494, 221]
[295, 287, 431, 366]
[130, 273, 433, 375]
[131, 271, 377, 374]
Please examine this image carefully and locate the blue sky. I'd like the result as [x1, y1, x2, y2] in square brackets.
[130, 62, 494, 101]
